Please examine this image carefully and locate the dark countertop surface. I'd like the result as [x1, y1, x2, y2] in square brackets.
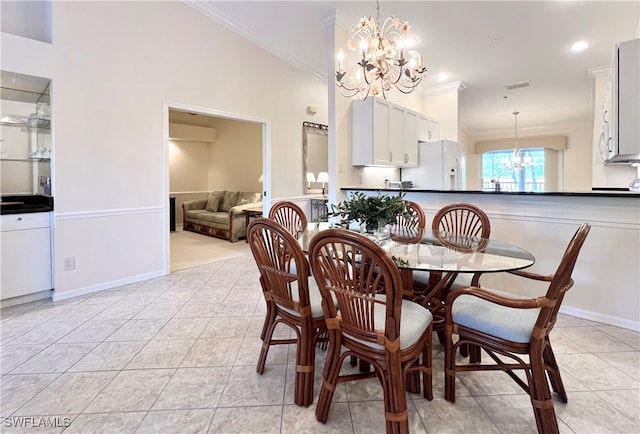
[1, 194, 54, 215]
[341, 187, 640, 198]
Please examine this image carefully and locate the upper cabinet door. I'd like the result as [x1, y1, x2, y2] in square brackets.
[388, 105, 405, 166]
[417, 115, 440, 142]
[372, 99, 391, 165]
[403, 111, 418, 167]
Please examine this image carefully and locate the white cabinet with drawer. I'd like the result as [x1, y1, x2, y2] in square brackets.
[1, 213, 52, 301]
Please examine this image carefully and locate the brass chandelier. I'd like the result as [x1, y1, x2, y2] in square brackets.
[335, 0, 427, 100]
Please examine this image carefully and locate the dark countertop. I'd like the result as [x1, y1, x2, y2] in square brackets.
[1, 194, 54, 215]
[341, 187, 640, 198]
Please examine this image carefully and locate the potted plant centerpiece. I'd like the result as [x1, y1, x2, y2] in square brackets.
[328, 192, 412, 239]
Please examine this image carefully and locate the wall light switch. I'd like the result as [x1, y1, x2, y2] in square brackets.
[64, 257, 75, 271]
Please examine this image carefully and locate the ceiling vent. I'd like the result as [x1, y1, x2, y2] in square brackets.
[504, 81, 530, 90]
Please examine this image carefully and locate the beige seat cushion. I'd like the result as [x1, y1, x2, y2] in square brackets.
[344, 294, 433, 351]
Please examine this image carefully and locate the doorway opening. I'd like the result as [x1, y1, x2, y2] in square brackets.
[163, 102, 270, 273]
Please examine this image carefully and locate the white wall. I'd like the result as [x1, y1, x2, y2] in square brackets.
[169, 140, 209, 193]
[3, 1, 328, 298]
[422, 85, 461, 141]
[207, 117, 262, 193]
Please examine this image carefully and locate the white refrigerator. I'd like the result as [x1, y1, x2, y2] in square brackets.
[401, 140, 465, 190]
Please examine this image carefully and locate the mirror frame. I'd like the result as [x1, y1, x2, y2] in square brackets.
[303, 121, 329, 194]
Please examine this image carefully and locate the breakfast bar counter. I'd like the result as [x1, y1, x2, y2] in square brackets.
[337, 187, 640, 332]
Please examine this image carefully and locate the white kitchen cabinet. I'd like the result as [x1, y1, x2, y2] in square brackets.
[353, 98, 391, 166]
[389, 105, 405, 166]
[353, 97, 424, 167]
[417, 115, 440, 142]
[0, 213, 52, 301]
[403, 110, 418, 166]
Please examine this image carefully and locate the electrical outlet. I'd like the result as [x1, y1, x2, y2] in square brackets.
[64, 257, 75, 271]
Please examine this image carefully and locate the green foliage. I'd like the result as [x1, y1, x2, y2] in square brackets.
[328, 192, 411, 230]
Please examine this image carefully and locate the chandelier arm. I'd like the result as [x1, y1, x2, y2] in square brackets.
[336, 1, 426, 100]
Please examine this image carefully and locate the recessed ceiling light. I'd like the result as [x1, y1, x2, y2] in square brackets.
[571, 41, 589, 52]
[434, 73, 450, 81]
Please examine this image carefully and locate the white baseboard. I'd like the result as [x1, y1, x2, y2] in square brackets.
[559, 305, 640, 332]
[1, 290, 52, 308]
[52, 270, 166, 302]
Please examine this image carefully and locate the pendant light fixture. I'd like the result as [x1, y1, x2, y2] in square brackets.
[501, 110, 532, 170]
[335, 0, 427, 100]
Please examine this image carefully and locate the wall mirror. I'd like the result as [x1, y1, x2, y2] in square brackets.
[303, 121, 329, 194]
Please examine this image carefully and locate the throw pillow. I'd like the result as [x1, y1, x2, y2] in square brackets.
[237, 191, 261, 204]
[237, 198, 250, 206]
[220, 191, 240, 212]
[206, 191, 225, 212]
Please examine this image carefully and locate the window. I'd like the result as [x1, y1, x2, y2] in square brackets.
[482, 148, 544, 192]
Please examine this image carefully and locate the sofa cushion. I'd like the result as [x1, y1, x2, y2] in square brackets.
[237, 192, 261, 206]
[220, 191, 240, 212]
[206, 191, 226, 212]
[197, 212, 229, 225]
[185, 210, 210, 220]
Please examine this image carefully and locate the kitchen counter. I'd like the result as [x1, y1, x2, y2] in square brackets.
[337, 186, 640, 331]
[341, 187, 640, 198]
[0, 194, 54, 215]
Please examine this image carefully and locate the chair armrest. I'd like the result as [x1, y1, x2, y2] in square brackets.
[445, 286, 558, 315]
[230, 202, 263, 216]
[508, 269, 554, 282]
[182, 199, 207, 211]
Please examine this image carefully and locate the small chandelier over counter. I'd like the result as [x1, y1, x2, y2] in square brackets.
[335, 0, 427, 100]
[501, 110, 532, 170]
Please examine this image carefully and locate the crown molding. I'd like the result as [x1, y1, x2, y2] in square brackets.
[324, 11, 350, 33]
[185, 0, 327, 83]
[588, 65, 609, 78]
[421, 81, 466, 96]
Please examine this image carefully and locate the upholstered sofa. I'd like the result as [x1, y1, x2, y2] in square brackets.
[182, 191, 262, 242]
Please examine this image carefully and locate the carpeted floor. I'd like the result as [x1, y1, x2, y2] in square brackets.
[169, 228, 250, 272]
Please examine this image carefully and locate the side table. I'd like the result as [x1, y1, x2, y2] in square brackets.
[243, 209, 263, 242]
[310, 198, 328, 222]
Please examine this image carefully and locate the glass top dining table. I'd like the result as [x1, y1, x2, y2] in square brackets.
[298, 223, 536, 303]
[299, 223, 535, 273]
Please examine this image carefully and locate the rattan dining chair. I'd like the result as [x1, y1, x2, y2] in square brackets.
[247, 217, 327, 407]
[309, 228, 433, 434]
[430, 202, 491, 288]
[444, 223, 591, 434]
[268, 201, 307, 237]
[390, 200, 426, 242]
[413, 202, 491, 343]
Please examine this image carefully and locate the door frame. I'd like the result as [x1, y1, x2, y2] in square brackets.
[162, 101, 271, 274]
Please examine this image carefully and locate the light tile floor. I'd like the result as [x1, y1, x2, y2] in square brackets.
[1, 255, 639, 433]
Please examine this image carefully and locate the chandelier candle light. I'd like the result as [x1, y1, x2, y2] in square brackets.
[336, 0, 427, 100]
[502, 110, 532, 170]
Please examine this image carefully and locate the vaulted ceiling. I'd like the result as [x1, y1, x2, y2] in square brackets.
[188, 1, 638, 136]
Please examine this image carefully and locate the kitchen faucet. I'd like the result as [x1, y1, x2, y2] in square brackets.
[491, 176, 501, 192]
